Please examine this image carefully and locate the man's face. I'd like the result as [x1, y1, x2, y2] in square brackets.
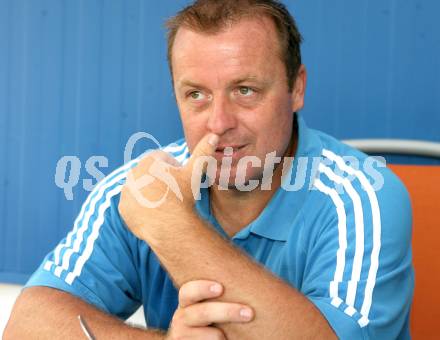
[172, 16, 305, 188]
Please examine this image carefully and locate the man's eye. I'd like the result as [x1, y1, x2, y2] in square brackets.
[189, 91, 205, 100]
[238, 87, 255, 96]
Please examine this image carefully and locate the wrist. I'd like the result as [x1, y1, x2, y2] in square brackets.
[142, 205, 201, 247]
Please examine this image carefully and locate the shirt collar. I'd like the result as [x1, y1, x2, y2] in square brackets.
[195, 113, 323, 241]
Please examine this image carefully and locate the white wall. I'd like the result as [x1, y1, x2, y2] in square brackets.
[0, 284, 22, 338]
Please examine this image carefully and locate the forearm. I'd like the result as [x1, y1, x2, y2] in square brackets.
[147, 213, 336, 339]
[4, 286, 164, 340]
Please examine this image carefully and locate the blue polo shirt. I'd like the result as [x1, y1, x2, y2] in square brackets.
[26, 114, 414, 339]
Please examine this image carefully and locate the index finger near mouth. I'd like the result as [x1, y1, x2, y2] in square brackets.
[184, 133, 219, 172]
[179, 280, 224, 308]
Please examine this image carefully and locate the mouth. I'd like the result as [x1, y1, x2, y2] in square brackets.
[215, 145, 246, 153]
[214, 144, 249, 160]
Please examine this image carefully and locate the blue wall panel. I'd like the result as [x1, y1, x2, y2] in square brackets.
[0, 0, 439, 284]
[291, 0, 440, 141]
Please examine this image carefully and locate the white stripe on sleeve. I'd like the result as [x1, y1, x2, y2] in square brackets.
[322, 149, 382, 328]
[318, 163, 365, 317]
[313, 178, 347, 309]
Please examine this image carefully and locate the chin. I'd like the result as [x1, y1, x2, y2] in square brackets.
[213, 166, 265, 191]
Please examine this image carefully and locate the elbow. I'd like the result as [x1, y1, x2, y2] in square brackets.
[3, 292, 32, 339]
[3, 312, 24, 340]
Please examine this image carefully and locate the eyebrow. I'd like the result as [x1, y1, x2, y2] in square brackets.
[177, 80, 205, 89]
[177, 75, 264, 90]
[230, 75, 261, 85]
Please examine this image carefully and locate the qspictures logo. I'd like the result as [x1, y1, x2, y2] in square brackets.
[54, 132, 387, 207]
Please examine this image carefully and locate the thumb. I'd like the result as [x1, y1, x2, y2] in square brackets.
[185, 133, 219, 172]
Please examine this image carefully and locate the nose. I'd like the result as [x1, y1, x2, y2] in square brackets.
[206, 94, 237, 136]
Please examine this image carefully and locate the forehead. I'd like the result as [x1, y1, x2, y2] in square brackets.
[172, 17, 283, 86]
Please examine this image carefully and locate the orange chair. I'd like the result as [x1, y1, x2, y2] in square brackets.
[388, 165, 440, 339]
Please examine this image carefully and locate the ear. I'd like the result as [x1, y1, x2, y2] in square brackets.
[290, 65, 307, 112]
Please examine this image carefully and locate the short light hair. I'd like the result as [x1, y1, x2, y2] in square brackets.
[166, 0, 303, 92]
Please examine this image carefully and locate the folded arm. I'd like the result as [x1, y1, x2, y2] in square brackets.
[143, 212, 336, 340]
[4, 286, 162, 340]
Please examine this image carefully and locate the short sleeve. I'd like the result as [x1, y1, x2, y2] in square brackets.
[303, 160, 414, 339]
[26, 163, 143, 319]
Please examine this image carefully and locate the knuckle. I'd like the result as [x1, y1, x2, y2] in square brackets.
[151, 150, 168, 163]
[180, 281, 191, 291]
[178, 287, 187, 305]
[172, 308, 185, 325]
[179, 280, 205, 306]
[139, 155, 153, 167]
[181, 306, 194, 324]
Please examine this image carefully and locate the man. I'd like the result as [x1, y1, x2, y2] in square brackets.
[5, 0, 413, 339]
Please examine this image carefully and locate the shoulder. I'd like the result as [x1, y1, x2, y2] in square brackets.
[313, 129, 410, 209]
[305, 129, 411, 245]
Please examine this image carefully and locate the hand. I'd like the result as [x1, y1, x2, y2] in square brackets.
[165, 280, 254, 340]
[119, 133, 219, 242]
